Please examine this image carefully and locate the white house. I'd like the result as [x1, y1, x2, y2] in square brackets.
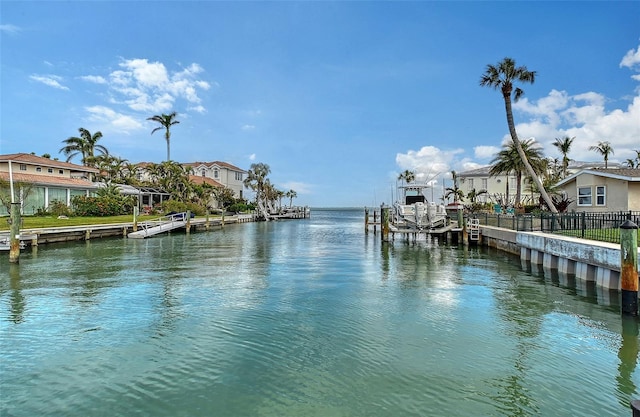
[0, 153, 99, 215]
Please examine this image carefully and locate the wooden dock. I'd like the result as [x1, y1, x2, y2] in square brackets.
[364, 206, 480, 245]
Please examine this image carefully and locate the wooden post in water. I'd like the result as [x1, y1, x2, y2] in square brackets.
[381, 205, 390, 242]
[186, 211, 191, 234]
[373, 209, 377, 235]
[9, 202, 21, 263]
[205, 210, 210, 231]
[221, 209, 225, 228]
[133, 206, 138, 232]
[364, 208, 369, 234]
[620, 220, 639, 316]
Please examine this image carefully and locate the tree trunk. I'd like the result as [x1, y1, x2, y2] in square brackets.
[503, 94, 558, 213]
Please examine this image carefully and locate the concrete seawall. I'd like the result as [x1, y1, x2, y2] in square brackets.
[480, 225, 639, 291]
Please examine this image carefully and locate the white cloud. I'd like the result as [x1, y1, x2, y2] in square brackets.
[620, 44, 640, 69]
[396, 145, 465, 182]
[80, 75, 107, 84]
[29, 74, 69, 90]
[0, 24, 21, 35]
[106, 58, 211, 113]
[241, 124, 255, 131]
[474, 145, 500, 159]
[279, 181, 312, 194]
[188, 105, 206, 114]
[248, 153, 256, 161]
[511, 87, 640, 163]
[85, 105, 144, 133]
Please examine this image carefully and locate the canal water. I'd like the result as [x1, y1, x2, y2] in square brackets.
[1, 208, 638, 416]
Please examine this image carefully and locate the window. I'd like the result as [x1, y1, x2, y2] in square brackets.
[214, 169, 219, 179]
[481, 178, 487, 190]
[201, 169, 206, 177]
[19, 164, 27, 171]
[58, 169, 64, 174]
[509, 177, 517, 190]
[48, 168, 53, 173]
[578, 187, 592, 206]
[235, 172, 242, 181]
[596, 186, 606, 206]
[36, 167, 42, 172]
[468, 179, 474, 190]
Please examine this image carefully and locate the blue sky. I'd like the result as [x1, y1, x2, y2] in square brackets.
[1, 1, 639, 207]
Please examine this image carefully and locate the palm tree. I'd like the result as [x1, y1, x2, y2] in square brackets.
[286, 189, 298, 207]
[397, 170, 416, 185]
[552, 136, 574, 178]
[588, 141, 614, 168]
[480, 57, 557, 213]
[148, 112, 180, 161]
[444, 170, 464, 205]
[243, 163, 271, 203]
[59, 127, 109, 166]
[490, 139, 546, 207]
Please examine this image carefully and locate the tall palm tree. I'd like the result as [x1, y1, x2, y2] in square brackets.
[148, 112, 180, 161]
[243, 162, 271, 203]
[397, 170, 416, 185]
[589, 141, 614, 168]
[490, 139, 546, 207]
[480, 57, 557, 213]
[286, 189, 298, 208]
[444, 170, 464, 204]
[59, 127, 109, 166]
[552, 136, 574, 178]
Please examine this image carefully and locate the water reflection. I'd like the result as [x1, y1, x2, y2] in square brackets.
[618, 316, 639, 407]
[8, 263, 25, 324]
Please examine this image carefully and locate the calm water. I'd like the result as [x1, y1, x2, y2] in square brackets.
[1, 208, 639, 417]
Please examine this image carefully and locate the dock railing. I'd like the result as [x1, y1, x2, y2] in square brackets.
[471, 210, 640, 244]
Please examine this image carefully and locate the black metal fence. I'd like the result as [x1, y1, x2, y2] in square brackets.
[471, 210, 640, 244]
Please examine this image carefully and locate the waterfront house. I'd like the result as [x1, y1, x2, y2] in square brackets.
[184, 161, 247, 200]
[457, 161, 622, 210]
[554, 168, 640, 213]
[0, 153, 99, 215]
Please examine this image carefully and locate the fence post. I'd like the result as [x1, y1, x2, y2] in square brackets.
[581, 211, 586, 239]
[620, 220, 639, 316]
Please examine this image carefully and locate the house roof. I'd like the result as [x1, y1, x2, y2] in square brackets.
[555, 168, 640, 187]
[0, 172, 98, 188]
[0, 153, 99, 173]
[189, 175, 224, 187]
[183, 161, 246, 172]
[457, 161, 625, 178]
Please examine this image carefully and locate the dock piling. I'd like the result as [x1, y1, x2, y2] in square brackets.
[381, 205, 390, 242]
[620, 220, 639, 316]
[9, 202, 21, 263]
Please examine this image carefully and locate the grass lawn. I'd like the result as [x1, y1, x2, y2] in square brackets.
[0, 214, 216, 231]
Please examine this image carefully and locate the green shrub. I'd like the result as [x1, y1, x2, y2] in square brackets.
[48, 199, 73, 217]
[72, 194, 135, 217]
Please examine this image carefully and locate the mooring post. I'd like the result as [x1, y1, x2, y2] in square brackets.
[620, 220, 639, 316]
[205, 210, 210, 231]
[373, 209, 377, 234]
[221, 209, 225, 228]
[9, 202, 21, 263]
[133, 206, 138, 232]
[381, 205, 390, 242]
[364, 207, 369, 234]
[186, 210, 191, 234]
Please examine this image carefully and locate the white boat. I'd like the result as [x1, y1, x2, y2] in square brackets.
[0, 236, 25, 251]
[393, 184, 447, 230]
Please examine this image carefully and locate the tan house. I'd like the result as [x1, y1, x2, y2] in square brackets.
[0, 153, 99, 215]
[183, 161, 247, 200]
[555, 168, 640, 213]
[457, 161, 621, 207]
